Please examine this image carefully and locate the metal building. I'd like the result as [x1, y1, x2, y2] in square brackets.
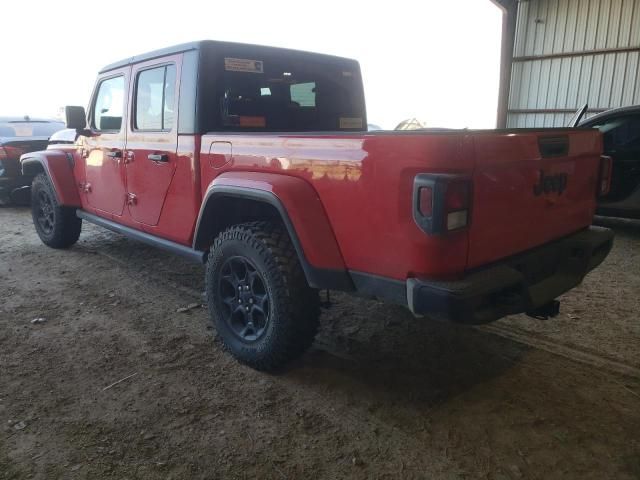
[495, 0, 640, 128]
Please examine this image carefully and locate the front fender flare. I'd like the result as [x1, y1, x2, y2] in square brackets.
[194, 172, 353, 291]
[20, 150, 81, 207]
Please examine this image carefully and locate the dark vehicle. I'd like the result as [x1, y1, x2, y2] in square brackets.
[577, 106, 640, 219]
[0, 117, 65, 204]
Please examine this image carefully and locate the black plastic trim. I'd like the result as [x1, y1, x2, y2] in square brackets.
[349, 271, 406, 305]
[193, 185, 354, 291]
[76, 211, 206, 263]
[538, 135, 569, 158]
[346, 227, 614, 325]
[408, 226, 614, 324]
[20, 154, 60, 203]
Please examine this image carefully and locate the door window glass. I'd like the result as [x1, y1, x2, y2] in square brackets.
[135, 64, 176, 131]
[92, 76, 125, 131]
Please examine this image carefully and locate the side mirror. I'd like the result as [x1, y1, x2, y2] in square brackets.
[65, 106, 87, 130]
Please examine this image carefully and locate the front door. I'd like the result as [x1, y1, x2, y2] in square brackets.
[84, 71, 129, 216]
[124, 57, 180, 226]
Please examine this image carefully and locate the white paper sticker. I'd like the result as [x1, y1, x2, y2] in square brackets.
[13, 125, 33, 136]
[339, 117, 363, 129]
[224, 57, 264, 74]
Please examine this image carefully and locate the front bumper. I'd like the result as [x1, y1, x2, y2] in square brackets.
[407, 226, 614, 324]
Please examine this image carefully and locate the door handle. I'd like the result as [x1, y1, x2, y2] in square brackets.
[106, 150, 122, 159]
[148, 153, 169, 163]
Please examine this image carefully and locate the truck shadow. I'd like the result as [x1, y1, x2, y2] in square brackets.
[287, 292, 530, 409]
[77, 227, 530, 408]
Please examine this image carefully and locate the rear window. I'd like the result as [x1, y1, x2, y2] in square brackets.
[212, 54, 366, 132]
[0, 121, 65, 138]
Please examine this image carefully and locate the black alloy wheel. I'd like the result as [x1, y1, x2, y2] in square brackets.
[218, 256, 271, 342]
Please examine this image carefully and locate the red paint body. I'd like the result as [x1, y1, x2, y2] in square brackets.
[23, 45, 605, 286]
[41, 127, 602, 282]
[21, 150, 82, 207]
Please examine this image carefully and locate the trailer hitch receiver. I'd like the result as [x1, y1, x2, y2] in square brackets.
[526, 300, 560, 320]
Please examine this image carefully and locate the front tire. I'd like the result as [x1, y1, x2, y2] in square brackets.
[206, 222, 320, 371]
[31, 173, 82, 248]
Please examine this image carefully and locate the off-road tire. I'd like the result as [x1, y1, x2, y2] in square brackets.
[31, 173, 82, 248]
[206, 221, 320, 371]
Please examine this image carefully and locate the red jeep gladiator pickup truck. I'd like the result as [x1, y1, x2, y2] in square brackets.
[21, 40, 614, 370]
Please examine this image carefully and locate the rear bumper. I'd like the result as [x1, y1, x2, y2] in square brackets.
[407, 226, 614, 324]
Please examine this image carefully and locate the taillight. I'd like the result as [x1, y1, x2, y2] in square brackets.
[598, 155, 612, 197]
[444, 180, 470, 231]
[0, 145, 23, 160]
[418, 186, 433, 217]
[413, 174, 472, 235]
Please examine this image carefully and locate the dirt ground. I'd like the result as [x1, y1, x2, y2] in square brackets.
[1, 206, 639, 480]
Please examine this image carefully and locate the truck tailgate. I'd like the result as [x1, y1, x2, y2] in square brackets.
[467, 129, 602, 269]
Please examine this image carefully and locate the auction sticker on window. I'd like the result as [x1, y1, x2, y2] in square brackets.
[12, 125, 33, 136]
[339, 117, 363, 129]
[224, 58, 264, 74]
[239, 116, 266, 127]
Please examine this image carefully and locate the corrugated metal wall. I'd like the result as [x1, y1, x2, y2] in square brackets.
[507, 0, 640, 127]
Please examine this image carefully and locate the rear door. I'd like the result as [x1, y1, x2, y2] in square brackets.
[123, 57, 180, 226]
[467, 130, 601, 268]
[84, 71, 129, 216]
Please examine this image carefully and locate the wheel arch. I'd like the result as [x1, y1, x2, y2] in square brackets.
[20, 150, 81, 207]
[194, 173, 353, 291]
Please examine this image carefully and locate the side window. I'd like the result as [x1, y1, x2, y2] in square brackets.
[135, 64, 176, 131]
[92, 76, 125, 131]
[290, 82, 316, 107]
[598, 115, 640, 152]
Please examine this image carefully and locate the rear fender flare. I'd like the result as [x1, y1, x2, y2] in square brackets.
[194, 172, 353, 291]
[20, 150, 81, 207]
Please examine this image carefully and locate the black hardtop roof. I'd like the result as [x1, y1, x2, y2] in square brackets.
[99, 40, 359, 74]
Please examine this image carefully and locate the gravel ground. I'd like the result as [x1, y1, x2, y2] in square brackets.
[1, 207, 639, 479]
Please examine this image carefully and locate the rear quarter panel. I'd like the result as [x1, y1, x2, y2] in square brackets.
[200, 133, 473, 280]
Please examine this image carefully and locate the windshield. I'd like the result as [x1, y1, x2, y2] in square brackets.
[0, 121, 65, 138]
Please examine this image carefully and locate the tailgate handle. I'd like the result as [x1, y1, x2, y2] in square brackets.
[538, 136, 568, 158]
